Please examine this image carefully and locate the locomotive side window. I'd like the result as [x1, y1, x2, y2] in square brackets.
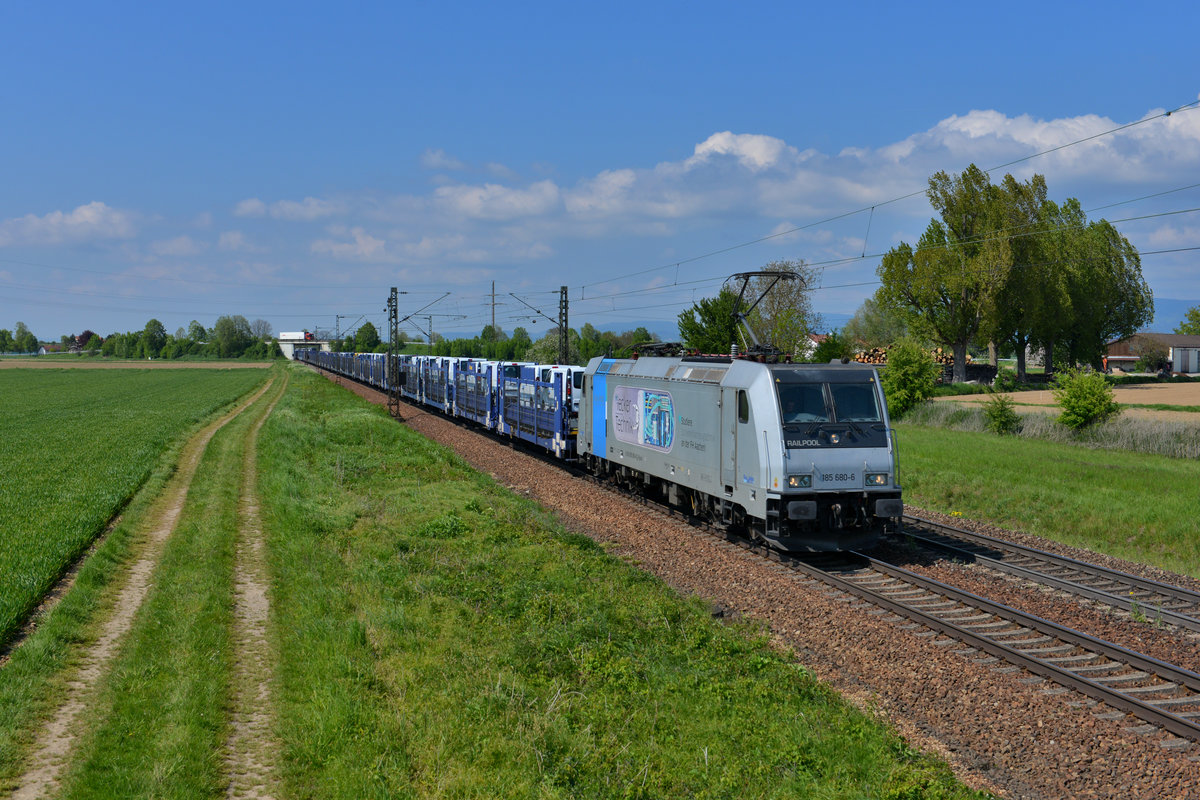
[738, 390, 749, 423]
[830, 383, 881, 422]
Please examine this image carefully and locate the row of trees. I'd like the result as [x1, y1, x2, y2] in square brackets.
[326, 321, 660, 365]
[0, 322, 40, 353]
[416, 323, 659, 364]
[70, 316, 280, 360]
[877, 164, 1153, 382]
[670, 165, 1159, 384]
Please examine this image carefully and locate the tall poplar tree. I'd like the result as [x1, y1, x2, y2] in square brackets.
[877, 164, 1011, 382]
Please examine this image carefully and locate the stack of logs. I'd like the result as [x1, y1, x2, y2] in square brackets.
[851, 346, 972, 366]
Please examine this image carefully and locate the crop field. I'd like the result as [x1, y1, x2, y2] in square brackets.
[0, 367, 268, 646]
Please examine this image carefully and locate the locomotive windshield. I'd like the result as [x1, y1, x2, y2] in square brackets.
[828, 383, 881, 422]
[779, 383, 829, 423]
[774, 370, 887, 448]
[777, 381, 880, 425]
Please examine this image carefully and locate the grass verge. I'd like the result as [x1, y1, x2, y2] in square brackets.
[905, 400, 1200, 459]
[895, 422, 1200, 577]
[256, 366, 983, 799]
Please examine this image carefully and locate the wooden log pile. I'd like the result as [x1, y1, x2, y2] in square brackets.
[852, 346, 973, 366]
[853, 347, 888, 365]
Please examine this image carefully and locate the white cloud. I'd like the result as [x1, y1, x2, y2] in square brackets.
[564, 169, 637, 216]
[234, 198, 267, 217]
[434, 180, 561, 220]
[270, 197, 339, 221]
[485, 162, 520, 180]
[234, 196, 341, 221]
[218, 231, 264, 253]
[1146, 223, 1200, 249]
[0, 201, 135, 246]
[766, 221, 802, 244]
[685, 132, 799, 172]
[421, 148, 467, 170]
[311, 226, 387, 261]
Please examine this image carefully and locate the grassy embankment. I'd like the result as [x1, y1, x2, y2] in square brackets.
[255, 366, 980, 798]
[895, 421, 1200, 577]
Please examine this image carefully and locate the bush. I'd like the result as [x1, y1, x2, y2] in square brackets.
[983, 392, 1021, 435]
[993, 368, 1018, 393]
[881, 337, 940, 418]
[1052, 368, 1121, 429]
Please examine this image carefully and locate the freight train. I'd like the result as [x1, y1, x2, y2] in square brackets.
[296, 349, 902, 551]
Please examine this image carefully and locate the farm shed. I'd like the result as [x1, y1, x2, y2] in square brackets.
[1105, 332, 1200, 374]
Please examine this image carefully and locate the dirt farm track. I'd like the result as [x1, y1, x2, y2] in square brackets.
[938, 380, 1200, 423]
[0, 359, 271, 369]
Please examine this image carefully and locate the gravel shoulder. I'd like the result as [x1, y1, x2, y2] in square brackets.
[323, 370, 1200, 800]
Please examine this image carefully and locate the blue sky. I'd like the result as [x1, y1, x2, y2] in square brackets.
[2, 1, 1199, 344]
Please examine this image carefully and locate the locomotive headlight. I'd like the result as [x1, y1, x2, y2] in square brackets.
[828, 433, 841, 444]
[787, 474, 812, 489]
[865, 472, 889, 486]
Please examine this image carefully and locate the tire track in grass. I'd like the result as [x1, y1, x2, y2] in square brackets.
[224, 372, 287, 800]
[10, 377, 276, 800]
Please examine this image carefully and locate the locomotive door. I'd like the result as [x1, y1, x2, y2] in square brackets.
[721, 386, 737, 491]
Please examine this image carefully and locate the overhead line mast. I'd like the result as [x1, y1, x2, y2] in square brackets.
[387, 287, 401, 421]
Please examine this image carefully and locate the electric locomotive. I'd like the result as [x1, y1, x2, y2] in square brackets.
[578, 355, 901, 551]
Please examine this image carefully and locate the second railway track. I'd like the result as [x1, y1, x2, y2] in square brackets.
[752, 545, 1200, 748]
[902, 514, 1200, 633]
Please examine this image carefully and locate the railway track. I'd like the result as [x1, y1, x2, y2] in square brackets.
[751, 546, 1200, 747]
[901, 515, 1200, 633]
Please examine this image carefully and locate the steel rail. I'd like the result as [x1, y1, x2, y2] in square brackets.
[902, 515, 1200, 632]
[768, 548, 1200, 743]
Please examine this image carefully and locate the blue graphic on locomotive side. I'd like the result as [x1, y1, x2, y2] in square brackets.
[641, 391, 673, 451]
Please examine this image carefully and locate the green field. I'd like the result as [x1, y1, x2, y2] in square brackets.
[0, 367, 268, 645]
[894, 422, 1200, 577]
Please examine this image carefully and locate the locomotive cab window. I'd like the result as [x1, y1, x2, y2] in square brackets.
[738, 390, 749, 423]
[829, 383, 881, 422]
[778, 383, 830, 424]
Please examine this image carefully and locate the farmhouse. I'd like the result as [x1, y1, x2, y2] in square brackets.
[1105, 332, 1200, 374]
